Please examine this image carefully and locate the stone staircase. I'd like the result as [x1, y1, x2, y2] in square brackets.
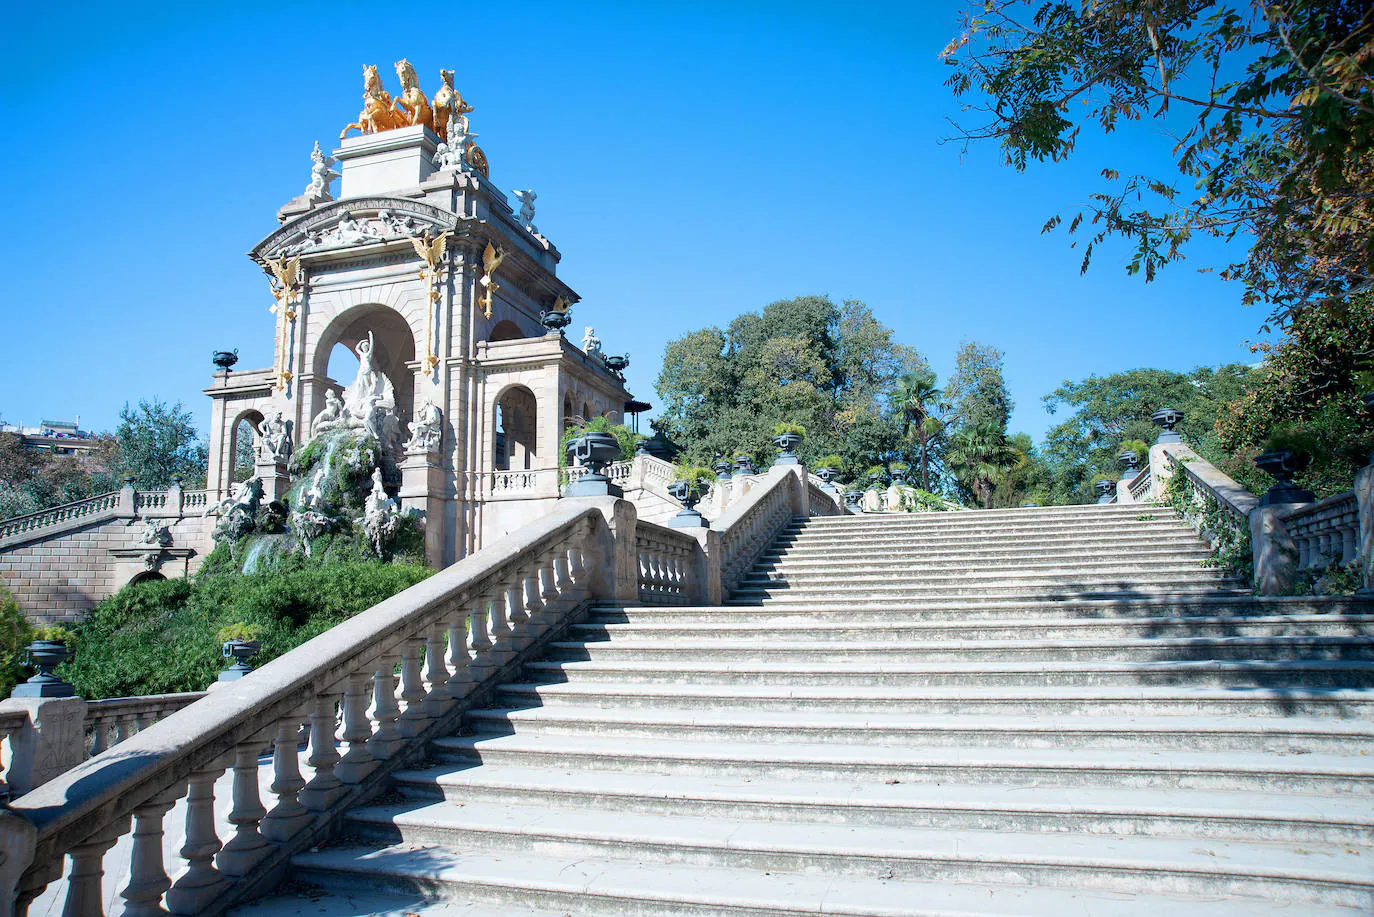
[252, 504, 1374, 917]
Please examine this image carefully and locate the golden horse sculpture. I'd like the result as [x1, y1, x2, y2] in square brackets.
[393, 59, 434, 132]
[340, 64, 405, 140]
[431, 69, 473, 143]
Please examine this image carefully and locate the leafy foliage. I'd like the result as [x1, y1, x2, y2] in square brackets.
[0, 589, 32, 699]
[0, 432, 116, 521]
[944, 1, 1374, 327]
[59, 563, 433, 699]
[947, 423, 1022, 509]
[109, 399, 209, 489]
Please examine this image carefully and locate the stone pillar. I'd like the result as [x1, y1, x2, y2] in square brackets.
[1115, 476, 1135, 504]
[401, 449, 447, 568]
[885, 484, 904, 512]
[0, 809, 37, 917]
[254, 459, 291, 503]
[1250, 503, 1308, 596]
[118, 477, 137, 519]
[685, 528, 722, 606]
[1148, 443, 1174, 501]
[167, 476, 185, 516]
[1, 696, 88, 795]
[1356, 463, 1374, 595]
[863, 489, 882, 513]
[565, 496, 638, 603]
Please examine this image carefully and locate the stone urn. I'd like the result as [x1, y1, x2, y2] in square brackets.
[602, 355, 630, 379]
[218, 639, 262, 683]
[816, 467, 841, 495]
[843, 489, 864, 512]
[1117, 450, 1141, 480]
[889, 465, 910, 487]
[1094, 480, 1116, 504]
[13, 639, 75, 698]
[667, 480, 710, 528]
[734, 455, 756, 477]
[212, 349, 239, 372]
[1254, 449, 1315, 506]
[772, 432, 802, 466]
[1151, 407, 1183, 444]
[564, 432, 624, 497]
[713, 458, 734, 481]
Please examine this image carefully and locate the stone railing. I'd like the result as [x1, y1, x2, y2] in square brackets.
[1127, 466, 1153, 503]
[0, 709, 29, 801]
[635, 523, 701, 606]
[716, 468, 805, 597]
[805, 476, 845, 516]
[85, 692, 206, 758]
[563, 460, 633, 489]
[0, 492, 121, 542]
[0, 500, 616, 917]
[1284, 491, 1360, 572]
[490, 468, 558, 495]
[1160, 446, 1255, 577]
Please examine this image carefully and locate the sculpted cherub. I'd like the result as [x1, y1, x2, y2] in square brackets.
[340, 65, 401, 140]
[393, 60, 433, 132]
[430, 70, 472, 142]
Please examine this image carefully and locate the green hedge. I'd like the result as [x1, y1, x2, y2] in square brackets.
[58, 563, 433, 699]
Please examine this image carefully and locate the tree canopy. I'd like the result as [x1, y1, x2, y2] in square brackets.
[944, 1, 1374, 327]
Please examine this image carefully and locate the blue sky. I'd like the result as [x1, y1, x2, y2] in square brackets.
[0, 1, 1267, 442]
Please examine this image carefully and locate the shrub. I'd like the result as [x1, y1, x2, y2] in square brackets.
[216, 622, 263, 644]
[0, 590, 32, 698]
[60, 562, 433, 699]
[901, 489, 951, 513]
[558, 417, 639, 468]
[673, 464, 717, 488]
[815, 455, 843, 471]
[1117, 440, 1149, 461]
[33, 624, 75, 643]
[772, 422, 806, 437]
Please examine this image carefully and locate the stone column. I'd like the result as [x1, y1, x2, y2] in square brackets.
[1148, 443, 1174, 501]
[1, 696, 88, 795]
[400, 448, 447, 567]
[1250, 503, 1308, 596]
[254, 459, 291, 503]
[1356, 463, 1374, 595]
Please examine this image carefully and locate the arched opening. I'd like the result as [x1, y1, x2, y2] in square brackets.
[562, 395, 574, 429]
[230, 410, 264, 484]
[489, 320, 524, 342]
[495, 385, 538, 471]
[313, 305, 418, 429]
[582, 401, 592, 423]
[130, 571, 166, 586]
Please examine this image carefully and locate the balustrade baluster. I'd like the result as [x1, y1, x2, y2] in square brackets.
[487, 582, 513, 662]
[1344, 522, 1358, 565]
[61, 815, 130, 917]
[167, 756, 231, 915]
[336, 669, 378, 784]
[554, 551, 573, 597]
[217, 735, 273, 876]
[88, 718, 108, 758]
[397, 636, 430, 738]
[569, 538, 589, 591]
[120, 784, 186, 917]
[467, 593, 495, 682]
[522, 568, 545, 626]
[445, 608, 474, 698]
[261, 714, 312, 843]
[540, 557, 560, 608]
[300, 692, 345, 812]
[116, 714, 136, 745]
[422, 622, 453, 717]
[505, 574, 529, 647]
[367, 652, 404, 760]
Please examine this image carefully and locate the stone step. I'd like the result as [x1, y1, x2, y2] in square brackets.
[333, 800, 1372, 907]
[463, 703, 1374, 755]
[542, 634, 1374, 665]
[429, 732, 1374, 795]
[573, 613, 1374, 642]
[732, 582, 1244, 604]
[738, 568, 1236, 589]
[783, 508, 1177, 530]
[754, 543, 1214, 565]
[287, 846, 1365, 917]
[594, 595, 1367, 622]
[799, 504, 1174, 522]
[521, 657, 1374, 689]
[390, 763, 1374, 845]
[770, 525, 1197, 548]
[496, 681, 1374, 718]
[745, 559, 1231, 582]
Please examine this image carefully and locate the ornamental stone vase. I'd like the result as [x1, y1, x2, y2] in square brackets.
[1117, 450, 1141, 481]
[667, 480, 710, 528]
[1254, 449, 1315, 506]
[1151, 408, 1183, 444]
[843, 489, 864, 512]
[564, 432, 624, 498]
[1094, 480, 1116, 504]
[12, 640, 75, 698]
[540, 309, 572, 335]
[772, 432, 802, 466]
[734, 455, 756, 477]
[889, 466, 910, 487]
[816, 467, 841, 495]
[713, 458, 734, 481]
[218, 640, 262, 683]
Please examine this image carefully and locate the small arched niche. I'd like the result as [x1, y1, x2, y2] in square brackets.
[230, 410, 264, 484]
[489, 320, 524, 343]
[495, 385, 538, 471]
[315, 305, 418, 428]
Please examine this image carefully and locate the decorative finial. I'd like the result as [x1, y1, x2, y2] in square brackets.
[304, 142, 339, 203]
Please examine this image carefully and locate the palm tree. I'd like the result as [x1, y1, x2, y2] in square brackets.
[890, 370, 942, 491]
[946, 423, 1020, 509]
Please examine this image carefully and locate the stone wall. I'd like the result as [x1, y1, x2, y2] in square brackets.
[0, 492, 216, 624]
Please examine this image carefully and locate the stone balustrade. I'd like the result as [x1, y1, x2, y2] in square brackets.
[1127, 466, 1153, 503]
[85, 693, 206, 758]
[717, 468, 805, 597]
[1284, 491, 1360, 572]
[0, 493, 123, 543]
[0, 709, 28, 801]
[635, 523, 700, 606]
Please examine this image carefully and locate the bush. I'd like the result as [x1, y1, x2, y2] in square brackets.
[772, 422, 806, 437]
[815, 455, 843, 472]
[0, 590, 32, 698]
[558, 417, 639, 469]
[59, 563, 433, 699]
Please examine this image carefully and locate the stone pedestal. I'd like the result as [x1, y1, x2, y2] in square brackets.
[0, 696, 88, 795]
[1250, 503, 1307, 596]
[863, 490, 882, 513]
[401, 451, 447, 568]
[335, 125, 439, 199]
[1148, 443, 1174, 500]
[1356, 464, 1374, 595]
[255, 459, 291, 503]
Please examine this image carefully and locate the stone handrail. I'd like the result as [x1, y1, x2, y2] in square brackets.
[0, 710, 29, 801]
[563, 460, 633, 488]
[0, 500, 614, 917]
[0, 492, 122, 542]
[1162, 445, 1257, 526]
[85, 692, 206, 758]
[1128, 466, 1153, 502]
[635, 522, 701, 606]
[715, 469, 802, 597]
[805, 477, 844, 516]
[1283, 491, 1359, 572]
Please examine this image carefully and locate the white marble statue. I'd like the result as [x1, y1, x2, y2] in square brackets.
[304, 141, 339, 203]
[582, 326, 603, 359]
[311, 390, 345, 439]
[305, 331, 403, 459]
[204, 476, 263, 522]
[359, 467, 402, 555]
[255, 410, 294, 464]
[513, 189, 537, 235]
[434, 112, 473, 172]
[405, 400, 443, 454]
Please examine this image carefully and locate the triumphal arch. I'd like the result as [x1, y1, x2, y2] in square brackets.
[205, 61, 631, 566]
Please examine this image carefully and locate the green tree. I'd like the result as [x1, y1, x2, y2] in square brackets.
[947, 422, 1022, 509]
[0, 432, 116, 521]
[944, 1, 1374, 327]
[944, 342, 1014, 432]
[992, 432, 1055, 508]
[891, 370, 944, 492]
[109, 399, 210, 490]
[1042, 364, 1256, 502]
